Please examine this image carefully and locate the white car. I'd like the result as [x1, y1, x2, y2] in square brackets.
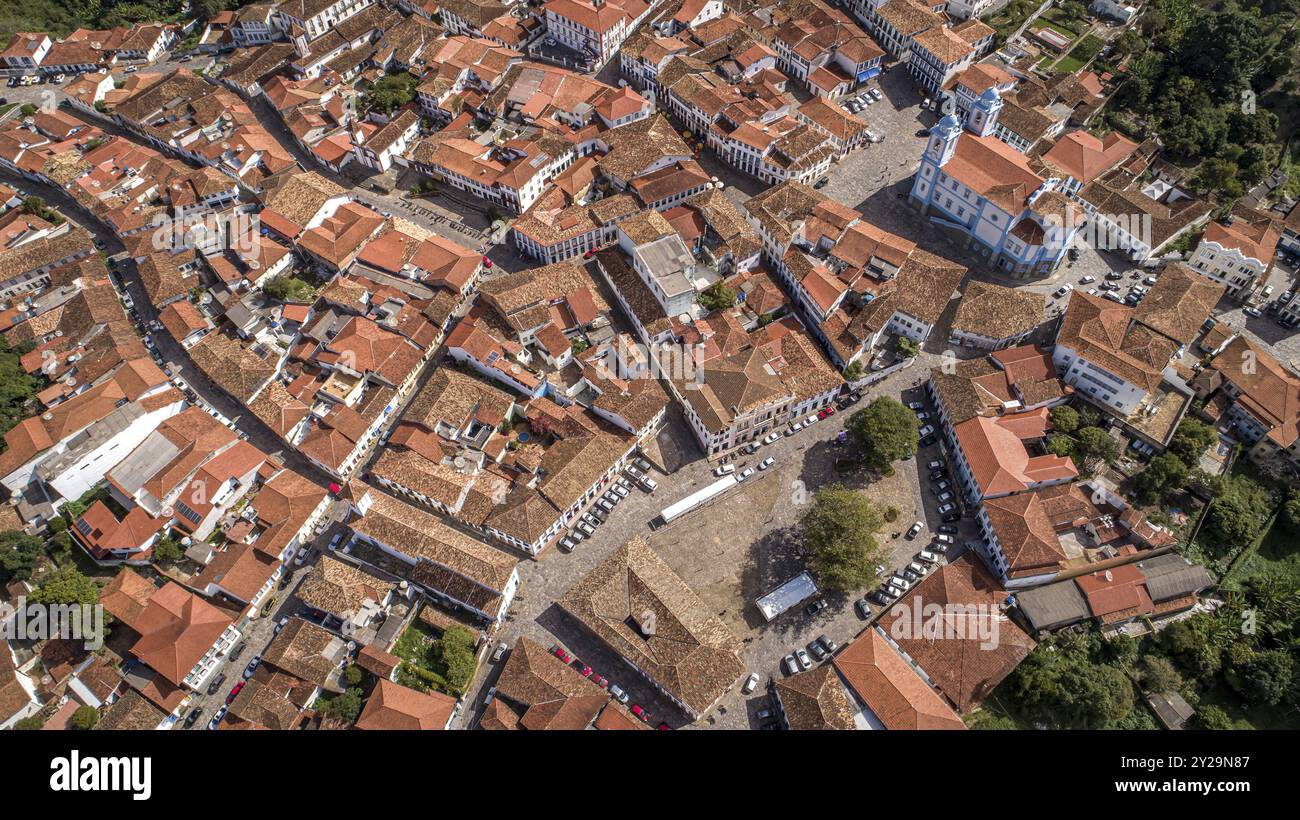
[935, 534, 955, 545]
[742, 672, 760, 694]
[714, 464, 736, 476]
[738, 467, 755, 481]
[559, 537, 578, 552]
[609, 684, 629, 704]
[785, 422, 801, 436]
[611, 483, 630, 499]
[795, 649, 812, 670]
[1244, 306, 1263, 318]
[1055, 283, 1074, 298]
[577, 521, 596, 536]
[869, 88, 883, 101]
[1079, 275, 1096, 284]
[783, 655, 800, 675]
[294, 546, 309, 565]
[918, 425, 934, 438]
[762, 432, 780, 445]
[758, 457, 775, 470]
[639, 475, 658, 491]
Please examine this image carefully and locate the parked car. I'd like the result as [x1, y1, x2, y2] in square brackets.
[184, 707, 203, 728]
[581, 512, 601, 528]
[229, 642, 247, 662]
[937, 525, 958, 535]
[551, 645, 572, 663]
[817, 635, 838, 654]
[927, 460, 943, 470]
[869, 88, 882, 101]
[818, 406, 835, 419]
[633, 457, 651, 472]
[715, 464, 736, 476]
[738, 467, 755, 481]
[805, 599, 828, 616]
[1079, 275, 1096, 284]
[274, 616, 289, 636]
[611, 483, 630, 499]
[242, 656, 261, 680]
[630, 704, 650, 722]
[762, 432, 780, 445]
[808, 640, 828, 661]
[919, 548, 943, 563]
[742, 672, 760, 694]
[625, 465, 646, 481]
[941, 512, 962, 523]
[915, 411, 930, 421]
[785, 421, 802, 436]
[559, 536, 578, 552]
[920, 435, 937, 447]
[783, 654, 800, 675]
[907, 401, 925, 411]
[795, 649, 812, 670]
[225, 681, 245, 704]
[638, 475, 658, 491]
[931, 480, 950, 493]
[855, 597, 873, 618]
[577, 521, 596, 537]
[935, 534, 955, 545]
[1245, 306, 1263, 318]
[596, 498, 615, 513]
[1055, 283, 1074, 298]
[918, 424, 935, 438]
[758, 456, 776, 470]
[609, 684, 629, 704]
[869, 590, 890, 606]
[294, 546, 309, 565]
[207, 706, 227, 730]
[906, 521, 924, 539]
[929, 469, 948, 481]
[936, 491, 954, 503]
[937, 503, 958, 515]
[573, 661, 592, 678]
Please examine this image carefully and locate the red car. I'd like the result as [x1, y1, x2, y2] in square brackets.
[225, 681, 245, 704]
[818, 406, 837, 419]
[592, 674, 608, 688]
[481, 256, 493, 269]
[551, 645, 572, 663]
[574, 662, 592, 678]
[657, 722, 671, 730]
[583, 250, 594, 259]
[630, 704, 650, 722]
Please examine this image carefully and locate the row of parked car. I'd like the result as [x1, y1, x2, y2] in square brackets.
[781, 633, 839, 676]
[549, 644, 668, 728]
[558, 457, 656, 552]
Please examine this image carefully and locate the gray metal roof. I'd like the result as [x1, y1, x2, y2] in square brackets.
[1015, 579, 1091, 632]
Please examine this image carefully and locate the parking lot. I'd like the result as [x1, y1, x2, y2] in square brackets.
[455, 344, 979, 728]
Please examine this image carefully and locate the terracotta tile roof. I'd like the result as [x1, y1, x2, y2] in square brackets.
[951, 280, 1044, 341]
[94, 690, 167, 730]
[1041, 130, 1138, 185]
[491, 636, 610, 730]
[296, 554, 394, 618]
[833, 627, 965, 730]
[356, 679, 456, 730]
[880, 554, 1035, 712]
[1210, 334, 1300, 448]
[128, 581, 235, 686]
[1055, 291, 1180, 392]
[953, 407, 1077, 498]
[559, 536, 744, 716]
[773, 665, 856, 729]
[983, 491, 1069, 578]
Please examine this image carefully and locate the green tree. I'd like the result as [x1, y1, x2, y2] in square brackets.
[1005, 640, 1135, 729]
[152, 535, 182, 564]
[28, 566, 99, 607]
[344, 664, 364, 687]
[365, 71, 419, 115]
[801, 485, 885, 593]
[1281, 491, 1300, 536]
[0, 530, 43, 582]
[433, 625, 477, 695]
[1049, 405, 1079, 434]
[1046, 433, 1075, 458]
[1139, 655, 1183, 694]
[1073, 427, 1119, 475]
[1169, 418, 1217, 466]
[846, 397, 920, 470]
[1132, 452, 1188, 504]
[71, 705, 100, 730]
[315, 687, 363, 724]
[11, 716, 44, 730]
[1226, 646, 1294, 706]
[697, 281, 737, 312]
[1204, 475, 1272, 550]
[896, 336, 919, 358]
[1194, 704, 1239, 730]
[843, 360, 864, 381]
